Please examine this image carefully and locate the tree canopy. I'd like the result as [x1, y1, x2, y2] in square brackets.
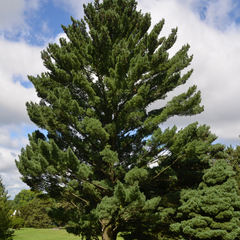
[12, 189, 53, 229]
[225, 145, 240, 195]
[0, 176, 14, 240]
[16, 0, 225, 239]
[170, 159, 240, 240]
[12, 189, 36, 209]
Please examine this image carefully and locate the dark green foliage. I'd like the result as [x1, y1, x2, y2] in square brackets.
[23, 197, 53, 228]
[47, 198, 75, 227]
[170, 159, 240, 240]
[12, 189, 53, 228]
[0, 176, 14, 240]
[226, 145, 240, 194]
[11, 217, 25, 230]
[15, 0, 226, 239]
[12, 189, 36, 209]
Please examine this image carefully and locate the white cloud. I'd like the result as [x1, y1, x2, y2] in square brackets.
[0, 126, 28, 150]
[0, 172, 29, 199]
[189, 0, 237, 30]
[0, 148, 18, 173]
[0, 0, 42, 37]
[0, 40, 44, 126]
[42, 20, 51, 34]
[50, 32, 69, 44]
[53, 0, 92, 20]
[0, 37, 45, 77]
[0, 146, 30, 199]
[0, 0, 46, 199]
[0, 0, 26, 32]
[0, 12, 72, 199]
[0, 78, 37, 125]
[138, 0, 240, 144]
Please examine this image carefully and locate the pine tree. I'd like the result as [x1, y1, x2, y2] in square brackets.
[170, 159, 240, 240]
[225, 145, 240, 194]
[0, 176, 14, 240]
[16, 0, 225, 239]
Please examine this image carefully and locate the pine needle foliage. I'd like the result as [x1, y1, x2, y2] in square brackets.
[225, 145, 240, 195]
[170, 159, 240, 240]
[0, 176, 14, 240]
[16, 0, 225, 239]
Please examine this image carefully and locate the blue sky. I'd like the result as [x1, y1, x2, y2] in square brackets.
[1, 0, 240, 199]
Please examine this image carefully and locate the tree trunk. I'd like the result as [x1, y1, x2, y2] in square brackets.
[101, 219, 117, 240]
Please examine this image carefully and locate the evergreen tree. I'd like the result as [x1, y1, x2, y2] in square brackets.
[0, 176, 14, 240]
[225, 145, 240, 194]
[170, 159, 240, 240]
[47, 197, 75, 227]
[16, 0, 225, 239]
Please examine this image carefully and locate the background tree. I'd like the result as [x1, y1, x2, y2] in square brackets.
[12, 189, 35, 209]
[16, 0, 225, 239]
[0, 176, 14, 240]
[12, 189, 53, 228]
[225, 145, 240, 195]
[11, 217, 25, 230]
[148, 124, 226, 240]
[23, 195, 53, 228]
[170, 159, 240, 240]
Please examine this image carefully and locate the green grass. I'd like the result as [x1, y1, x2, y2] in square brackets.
[13, 228, 82, 240]
[12, 228, 124, 240]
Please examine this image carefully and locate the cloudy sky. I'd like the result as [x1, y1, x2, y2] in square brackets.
[0, 0, 240, 199]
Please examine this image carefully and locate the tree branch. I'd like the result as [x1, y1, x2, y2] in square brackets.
[151, 155, 183, 181]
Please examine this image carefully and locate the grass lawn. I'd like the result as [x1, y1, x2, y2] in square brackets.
[12, 228, 124, 240]
[12, 228, 80, 240]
